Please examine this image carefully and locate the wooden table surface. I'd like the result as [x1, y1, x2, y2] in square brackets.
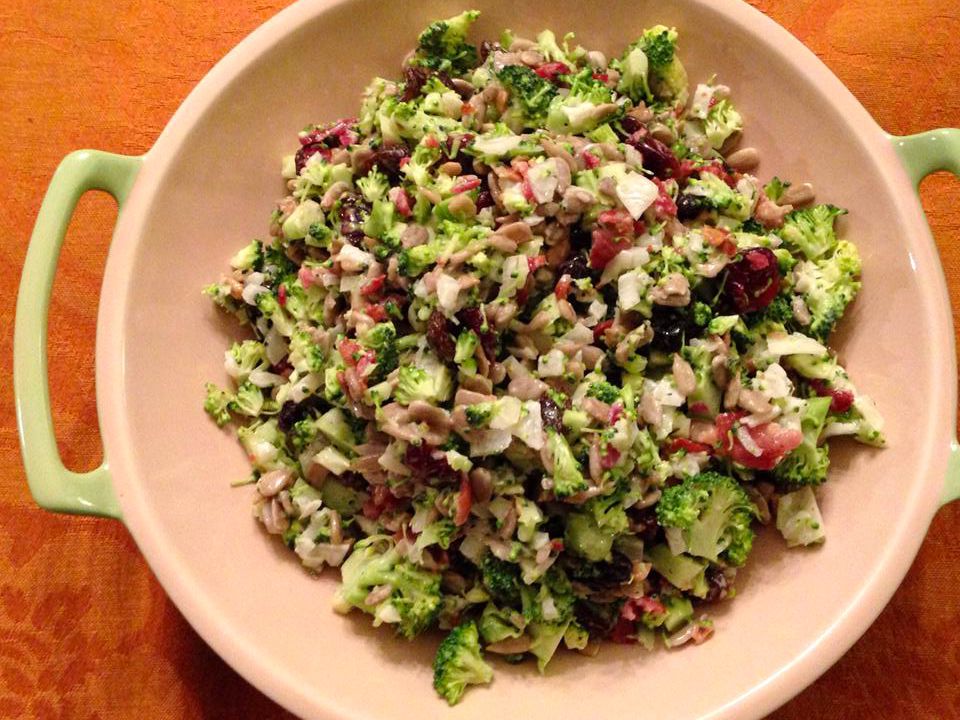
[1, 1, 958, 717]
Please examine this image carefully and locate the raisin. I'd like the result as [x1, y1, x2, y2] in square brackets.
[338, 193, 369, 247]
[277, 400, 305, 432]
[369, 145, 409, 181]
[475, 189, 494, 211]
[618, 114, 644, 137]
[539, 395, 564, 432]
[426, 310, 457, 362]
[629, 507, 662, 544]
[558, 252, 591, 280]
[627, 135, 681, 180]
[404, 443, 456, 482]
[401, 66, 430, 102]
[702, 567, 730, 603]
[456, 307, 497, 359]
[649, 305, 693, 352]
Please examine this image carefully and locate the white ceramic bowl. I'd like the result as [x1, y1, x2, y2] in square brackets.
[15, 1, 960, 718]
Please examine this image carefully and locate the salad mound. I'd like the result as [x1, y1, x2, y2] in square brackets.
[204, 13, 884, 705]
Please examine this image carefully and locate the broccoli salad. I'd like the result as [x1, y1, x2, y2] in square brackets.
[203, 13, 885, 705]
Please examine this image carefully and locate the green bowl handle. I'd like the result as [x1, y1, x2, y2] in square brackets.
[14, 150, 142, 520]
[890, 129, 960, 506]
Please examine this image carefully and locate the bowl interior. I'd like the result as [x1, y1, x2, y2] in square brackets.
[108, 1, 949, 718]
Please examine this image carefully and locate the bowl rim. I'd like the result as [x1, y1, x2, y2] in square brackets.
[95, 1, 957, 718]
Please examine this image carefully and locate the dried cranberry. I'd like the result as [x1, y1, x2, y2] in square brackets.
[456, 307, 497, 360]
[369, 145, 409, 181]
[649, 305, 693, 352]
[558, 252, 590, 280]
[702, 567, 730, 603]
[569, 225, 593, 251]
[630, 507, 662, 544]
[277, 400, 305, 431]
[627, 135, 681, 180]
[294, 144, 324, 175]
[618, 114, 645, 138]
[676, 193, 707, 221]
[401, 66, 430, 101]
[539, 395, 564, 432]
[724, 247, 781, 313]
[404, 443, 456, 481]
[426, 310, 457, 362]
[479, 40, 499, 63]
[475, 189, 494, 210]
[338, 193, 369, 246]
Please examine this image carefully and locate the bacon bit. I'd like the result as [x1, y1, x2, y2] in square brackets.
[534, 61, 571, 81]
[551, 538, 565, 553]
[598, 208, 635, 236]
[461, 102, 475, 115]
[666, 437, 712, 455]
[527, 255, 548, 273]
[689, 401, 709, 415]
[691, 623, 714, 644]
[652, 178, 677, 219]
[454, 474, 472, 527]
[298, 266, 320, 289]
[362, 484, 401, 520]
[632, 596, 667, 616]
[399, 156, 410, 167]
[609, 403, 624, 424]
[365, 303, 388, 322]
[355, 351, 376, 379]
[360, 275, 385, 297]
[338, 339, 362, 366]
[555, 277, 572, 300]
[589, 227, 632, 269]
[592, 72, 609, 82]
[593, 318, 614, 343]
[676, 159, 699, 185]
[714, 411, 803, 470]
[452, 175, 482, 194]
[703, 225, 738, 257]
[600, 445, 621, 469]
[277, 285, 287, 306]
[388, 186, 412, 217]
[423, 135, 439, 149]
[633, 219, 648, 235]
[580, 148, 601, 169]
[810, 379, 855, 413]
[521, 178, 536, 203]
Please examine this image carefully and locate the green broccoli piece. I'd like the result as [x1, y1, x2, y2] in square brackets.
[764, 177, 789, 201]
[394, 361, 454, 405]
[465, 402, 495, 427]
[334, 536, 442, 639]
[520, 567, 575, 624]
[480, 553, 521, 606]
[478, 603, 525, 644]
[203, 383, 233, 427]
[656, 471, 757, 566]
[642, 26, 687, 101]
[415, 10, 481, 74]
[545, 430, 589, 498]
[432, 620, 494, 706]
[564, 491, 628, 563]
[288, 330, 324, 374]
[793, 239, 862, 340]
[646, 544, 709, 597]
[779, 204, 847, 260]
[702, 99, 743, 150]
[586, 381, 620, 404]
[289, 417, 319, 453]
[230, 239, 264, 271]
[773, 396, 832, 487]
[639, 25, 678, 67]
[745, 294, 794, 327]
[497, 65, 558, 127]
[229, 380, 264, 417]
[691, 301, 713, 327]
[357, 168, 390, 203]
[360, 322, 398, 382]
[397, 243, 439, 277]
[306, 221, 332, 248]
[545, 67, 617, 135]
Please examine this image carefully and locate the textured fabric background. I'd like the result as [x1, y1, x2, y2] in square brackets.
[1, 1, 958, 718]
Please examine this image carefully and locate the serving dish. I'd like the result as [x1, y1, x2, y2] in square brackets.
[14, 1, 960, 718]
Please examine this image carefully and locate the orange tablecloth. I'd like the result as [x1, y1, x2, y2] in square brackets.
[1, 1, 958, 718]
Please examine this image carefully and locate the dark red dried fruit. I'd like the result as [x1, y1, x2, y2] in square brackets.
[809, 379, 855, 413]
[475, 189, 494, 210]
[627, 135, 681, 180]
[404, 443, 456, 481]
[558, 252, 590, 280]
[426, 310, 457, 362]
[277, 400, 306, 431]
[295, 144, 326, 174]
[369, 145, 409, 181]
[702, 567, 730, 603]
[724, 247, 781, 313]
[456, 307, 497, 360]
[630, 507, 662, 544]
[618, 114, 645, 138]
[338, 193, 369, 246]
[401, 66, 430, 101]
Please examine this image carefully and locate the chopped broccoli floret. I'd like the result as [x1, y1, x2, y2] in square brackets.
[397, 243, 439, 277]
[480, 553, 521, 606]
[230, 380, 265, 417]
[432, 620, 494, 705]
[415, 10, 481, 75]
[546, 430, 589, 498]
[394, 358, 454, 405]
[230, 239, 264, 271]
[691, 301, 713, 327]
[545, 68, 617, 135]
[564, 492, 628, 562]
[334, 536, 442, 639]
[586, 380, 620, 404]
[360, 322, 398, 382]
[203, 383, 233, 427]
[478, 603, 525, 644]
[773, 396, 832, 487]
[656, 471, 757, 566]
[639, 25, 678, 67]
[646, 544, 709, 597]
[792, 239, 862, 340]
[497, 65, 558, 128]
[764, 177, 789, 201]
[465, 402, 495, 427]
[779, 204, 846, 260]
